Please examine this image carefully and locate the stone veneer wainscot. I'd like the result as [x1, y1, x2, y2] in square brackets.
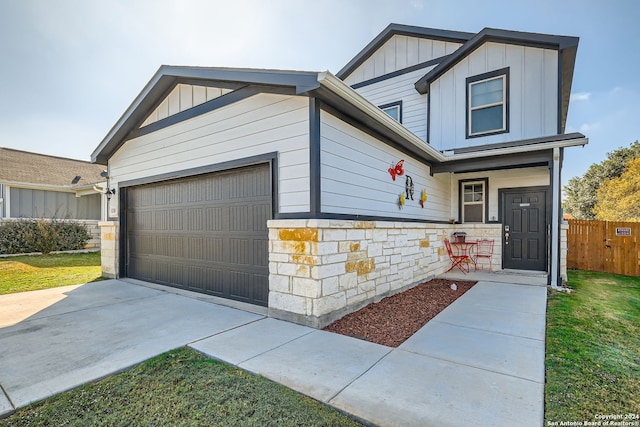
[267, 219, 502, 328]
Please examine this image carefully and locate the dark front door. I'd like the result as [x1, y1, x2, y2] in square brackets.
[502, 188, 547, 271]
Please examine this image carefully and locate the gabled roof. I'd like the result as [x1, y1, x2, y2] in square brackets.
[336, 23, 474, 80]
[92, 66, 322, 164]
[414, 27, 579, 133]
[91, 66, 449, 165]
[0, 147, 106, 188]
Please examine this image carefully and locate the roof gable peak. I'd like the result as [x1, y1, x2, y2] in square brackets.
[336, 23, 474, 80]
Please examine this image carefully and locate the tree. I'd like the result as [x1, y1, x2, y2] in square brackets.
[594, 157, 640, 221]
[563, 141, 640, 219]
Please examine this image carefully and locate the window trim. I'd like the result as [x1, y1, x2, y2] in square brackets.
[378, 100, 403, 123]
[466, 68, 509, 138]
[459, 178, 489, 223]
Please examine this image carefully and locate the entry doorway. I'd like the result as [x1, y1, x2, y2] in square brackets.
[500, 187, 548, 271]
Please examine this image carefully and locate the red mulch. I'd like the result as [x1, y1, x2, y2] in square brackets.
[323, 279, 476, 347]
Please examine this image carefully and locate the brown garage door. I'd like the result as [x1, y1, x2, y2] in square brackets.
[125, 164, 271, 306]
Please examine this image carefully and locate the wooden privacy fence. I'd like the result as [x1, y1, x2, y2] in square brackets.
[567, 220, 640, 276]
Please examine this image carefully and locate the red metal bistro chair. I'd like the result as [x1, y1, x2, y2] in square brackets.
[444, 238, 470, 274]
[475, 239, 495, 270]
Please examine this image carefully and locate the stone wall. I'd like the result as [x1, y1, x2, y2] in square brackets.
[82, 220, 101, 250]
[99, 221, 119, 279]
[267, 219, 502, 328]
[444, 223, 502, 271]
[560, 223, 568, 282]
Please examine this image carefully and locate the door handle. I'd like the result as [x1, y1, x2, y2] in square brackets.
[505, 232, 509, 245]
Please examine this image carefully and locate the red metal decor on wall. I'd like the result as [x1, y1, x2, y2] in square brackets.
[388, 160, 404, 181]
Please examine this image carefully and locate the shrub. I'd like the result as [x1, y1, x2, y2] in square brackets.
[0, 219, 90, 255]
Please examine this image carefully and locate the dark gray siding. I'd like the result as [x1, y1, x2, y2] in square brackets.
[125, 163, 271, 306]
[9, 188, 100, 219]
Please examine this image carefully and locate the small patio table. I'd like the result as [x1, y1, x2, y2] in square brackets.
[451, 240, 477, 270]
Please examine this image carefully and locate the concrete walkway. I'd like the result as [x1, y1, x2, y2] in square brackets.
[0, 279, 547, 426]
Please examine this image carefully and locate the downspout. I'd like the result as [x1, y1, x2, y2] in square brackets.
[550, 147, 561, 288]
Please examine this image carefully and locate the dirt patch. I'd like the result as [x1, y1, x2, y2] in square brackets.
[323, 279, 476, 347]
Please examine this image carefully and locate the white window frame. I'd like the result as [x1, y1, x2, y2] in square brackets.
[378, 101, 402, 123]
[467, 68, 509, 138]
[461, 180, 486, 223]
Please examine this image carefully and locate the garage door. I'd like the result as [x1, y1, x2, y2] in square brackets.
[125, 164, 271, 306]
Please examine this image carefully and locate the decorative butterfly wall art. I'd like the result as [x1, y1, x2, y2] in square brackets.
[388, 159, 404, 181]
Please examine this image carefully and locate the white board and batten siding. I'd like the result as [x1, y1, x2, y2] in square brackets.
[320, 111, 450, 221]
[354, 67, 433, 141]
[141, 84, 233, 127]
[452, 167, 550, 221]
[109, 92, 311, 214]
[430, 42, 559, 151]
[343, 35, 462, 86]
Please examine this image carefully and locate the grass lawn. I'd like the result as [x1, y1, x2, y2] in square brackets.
[545, 270, 640, 422]
[0, 347, 362, 427]
[0, 252, 103, 295]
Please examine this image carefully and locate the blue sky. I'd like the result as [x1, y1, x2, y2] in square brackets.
[1, 0, 638, 185]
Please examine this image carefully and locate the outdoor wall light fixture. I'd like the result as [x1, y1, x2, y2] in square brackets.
[105, 188, 116, 199]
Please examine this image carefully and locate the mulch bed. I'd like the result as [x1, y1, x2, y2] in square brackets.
[323, 278, 476, 347]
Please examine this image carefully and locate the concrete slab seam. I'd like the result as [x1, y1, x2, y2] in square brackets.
[0, 382, 15, 410]
[394, 349, 545, 384]
[430, 320, 546, 342]
[326, 347, 394, 404]
[233, 329, 342, 374]
[187, 316, 268, 347]
[226, 329, 318, 366]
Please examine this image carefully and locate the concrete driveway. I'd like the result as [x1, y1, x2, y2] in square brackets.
[1, 278, 547, 426]
[0, 279, 264, 414]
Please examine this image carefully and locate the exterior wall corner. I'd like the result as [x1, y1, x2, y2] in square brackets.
[99, 221, 119, 279]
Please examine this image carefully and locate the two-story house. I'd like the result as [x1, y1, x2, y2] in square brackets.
[92, 24, 586, 327]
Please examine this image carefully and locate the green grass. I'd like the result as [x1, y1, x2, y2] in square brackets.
[545, 270, 640, 421]
[0, 252, 103, 295]
[0, 347, 362, 427]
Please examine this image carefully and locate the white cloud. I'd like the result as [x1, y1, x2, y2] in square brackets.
[578, 122, 599, 133]
[570, 92, 591, 102]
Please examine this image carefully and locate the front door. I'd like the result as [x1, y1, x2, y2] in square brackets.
[501, 188, 547, 271]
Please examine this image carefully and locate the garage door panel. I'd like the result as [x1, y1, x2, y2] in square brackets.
[155, 210, 184, 231]
[126, 163, 271, 306]
[156, 262, 184, 286]
[228, 272, 268, 304]
[229, 238, 250, 265]
[156, 235, 184, 258]
[129, 256, 154, 281]
[205, 207, 225, 231]
[253, 204, 271, 231]
[254, 239, 269, 266]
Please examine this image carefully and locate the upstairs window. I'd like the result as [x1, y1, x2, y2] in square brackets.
[466, 68, 509, 138]
[379, 101, 402, 123]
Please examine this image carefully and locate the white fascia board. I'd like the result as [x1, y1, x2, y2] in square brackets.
[317, 71, 447, 162]
[444, 136, 588, 161]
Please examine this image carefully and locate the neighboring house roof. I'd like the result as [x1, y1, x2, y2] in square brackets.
[0, 147, 106, 189]
[336, 23, 475, 80]
[413, 27, 579, 134]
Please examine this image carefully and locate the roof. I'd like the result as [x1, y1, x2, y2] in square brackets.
[414, 27, 579, 133]
[0, 147, 106, 188]
[92, 64, 588, 169]
[336, 23, 474, 80]
[92, 66, 322, 164]
[91, 66, 448, 165]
